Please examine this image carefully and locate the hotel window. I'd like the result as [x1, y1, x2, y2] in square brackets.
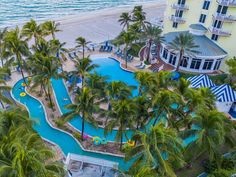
[199, 14, 207, 23]
[172, 22, 178, 28]
[169, 53, 177, 65]
[190, 59, 201, 69]
[217, 5, 228, 15]
[163, 48, 168, 59]
[211, 34, 219, 41]
[203, 60, 213, 70]
[180, 56, 189, 68]
[178, 0, 186, 5]
[213, 20, 222, 29]
[202, 0, 210, 10]
[175, 10, 183, 17]
[213, 59, 222, 70]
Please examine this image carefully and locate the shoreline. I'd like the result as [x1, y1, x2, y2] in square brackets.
[11, 1, 166, 48]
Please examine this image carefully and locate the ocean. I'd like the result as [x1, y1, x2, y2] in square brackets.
[0, 0, 156, 28]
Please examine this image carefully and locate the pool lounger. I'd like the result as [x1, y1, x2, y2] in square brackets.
[68, 53, 74, 60]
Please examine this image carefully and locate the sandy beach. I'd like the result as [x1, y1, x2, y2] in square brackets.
[53, 0, 166, 48]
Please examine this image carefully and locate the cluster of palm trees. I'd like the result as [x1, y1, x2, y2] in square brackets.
[0, 108, 65, 176]
[60, 55, 236, 176]
[116, 6, 163, 67]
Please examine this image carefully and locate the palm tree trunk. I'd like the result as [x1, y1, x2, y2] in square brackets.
[47, 86, 54, 111]
[124, 45, 128, 68]
[0, 100, 5, 109]
[81, 112, 85, 141]
[16, 55, 27, 85]
[120, 123, 123, 150]
[82, 46, 85, 59]
[52, 32, 55, 40]
[176, 49, 183, 72]
[146, 39, 152, 63]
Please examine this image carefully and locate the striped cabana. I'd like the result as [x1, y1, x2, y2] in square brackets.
[211, 84, 236, 103]
[187, 74, 215, 89]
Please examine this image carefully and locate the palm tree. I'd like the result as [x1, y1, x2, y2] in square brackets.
[183, 110, 232, 163]
[85, 72, 108, 98]
[21, 19, 43, 45]
[42, 20, 61, 39]
[152, 89, 181, 126]
[125, 123, 184, 177]
[134, 96, 150, 130]
[132, 6, 150, 31]
[105, 99, 136, 150]
[115, 31, 138, 68]
[168, 33, 199, 72]
[0, 109, 65, 177]
[134, 71, 153, 95]
[62, 87, 98, 141]
[142, 25, 164, 62]
[4, 27, 29, 84]
[118, 12, 132, 31]
[68, 57, 98, 90]
[0, 28, 8, 67]
[75, 37, 91, 59]
[0, 70, 12, 109]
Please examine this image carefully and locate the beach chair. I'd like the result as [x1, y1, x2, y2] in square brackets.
[99, 46, 104, 52]
[68, 53, 74, 60]
[74, 52, 78, 57]
[135, 62, 143, 68]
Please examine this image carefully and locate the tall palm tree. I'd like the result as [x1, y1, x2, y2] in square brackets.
[152, 89, 181, 126]
[0, 28, 8, 67]
[4, 27, 29, 84]
[42, 20, 61, 39]
[134, 96, 150, 130]
[62, 87, 98, 141]
[21, 19, 43, 45]
[132, 6, 150, 31]
[118, 12, 132, 31]
[75, 37, 91, 59]
[125, 123, 184, 177]
[134, 71, 153, 95]
[68, 57, 98, 90]
[168, 33, 199, 72]
[85, 72, 108, 98]
[0, 70, 12, 109]
[105, 99, 136, 150]
[183, 110, 232, 163]
[30, 52, 62, 110]
[142, 25, 164, 62]
[115, 31, 138, 68]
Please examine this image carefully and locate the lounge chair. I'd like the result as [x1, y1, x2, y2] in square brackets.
[74, 52, 78, 57]
[68, 53, 74, 60]
[99, 46, 104, 52]
[108, 46, 113, 52]
[135, 62, 143, 68]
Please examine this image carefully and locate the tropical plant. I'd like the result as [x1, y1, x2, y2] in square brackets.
[105, 99, 136, 150]
[141, 25, 164, 62]
[0, 27, 8, 67]
[132, 6, 150, 31]
[114, 31, 138, 68]
[168, 33, 199, 72]
[125, 123, 184, 177]
[75, 37, 91, 59]
[68, 57, 98, 90]
[4, 27, 29, 84]
[118, 12, 132, 31]
[21, 19, 43, 45]
[0, 70, 12, 108]
[225, 57, 236, 88]
[183, 110, 234, 164]
[42, 20, 61, 39]
[134, 71, 153, 96]
[62, 87, 99, 141]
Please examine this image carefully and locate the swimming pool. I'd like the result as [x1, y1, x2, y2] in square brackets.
[12, 57, 197, 170]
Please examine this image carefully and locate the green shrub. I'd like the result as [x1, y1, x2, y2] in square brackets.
[208, 169, 236, 177]
[73, 132, 82, 141]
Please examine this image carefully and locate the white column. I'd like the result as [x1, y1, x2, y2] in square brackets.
[187, 57, 192, 69]
[211, 59, 217, 71]
[200, 59, 205, 71]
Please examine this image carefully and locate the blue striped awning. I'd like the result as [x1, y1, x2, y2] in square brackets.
[211, 84, 236, 102]
[187, 74, 215, 89]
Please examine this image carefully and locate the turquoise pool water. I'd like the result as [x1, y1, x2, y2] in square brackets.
[12, 57, 197, 170]
[0, 0, 155, 27]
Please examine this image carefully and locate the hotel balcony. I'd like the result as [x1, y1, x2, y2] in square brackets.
[209, 26, 231, 36]
[169, 15, 186, 24]
[217, 0, 236, 7]
[171, 3, 189, 10]
[213, 13, 236, 22]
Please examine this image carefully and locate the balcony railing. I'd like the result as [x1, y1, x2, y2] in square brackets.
[209, 26, 231, 36]
[169, 15, 186, 24]
[171, 3, 189, 10]
[213, 13, 236, 22]
[217, 0, 236, 7]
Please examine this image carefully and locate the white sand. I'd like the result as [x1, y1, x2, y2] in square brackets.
[53, 1, 167, 48]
